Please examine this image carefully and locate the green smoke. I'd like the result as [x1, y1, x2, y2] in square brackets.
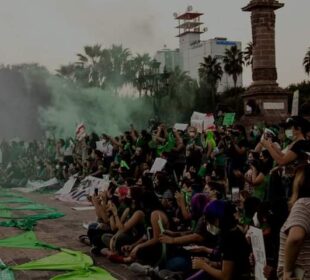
[39, 74, 153, 138]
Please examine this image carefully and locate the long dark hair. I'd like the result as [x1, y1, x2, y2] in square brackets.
[204, 200, 237, 232]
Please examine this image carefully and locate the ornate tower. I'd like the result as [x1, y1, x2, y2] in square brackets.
[242, 0, 289, 123]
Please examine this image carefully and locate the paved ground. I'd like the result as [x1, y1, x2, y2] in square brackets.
[0, 190, 141, 280]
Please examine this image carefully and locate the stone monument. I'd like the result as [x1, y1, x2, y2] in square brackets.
[241, 0, 290, 124]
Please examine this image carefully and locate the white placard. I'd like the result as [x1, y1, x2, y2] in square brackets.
[190, 119, 204, 133]
[96, 140, 105, 152]
[263, 102, 284, 110]
[291, 90, 299, 116]
[150, 158, 167, 174]
[249, 226, 267, 280]
[191, 111, 206, 120]
[203, 114, 215, 130]
[174, 123, 188, 131]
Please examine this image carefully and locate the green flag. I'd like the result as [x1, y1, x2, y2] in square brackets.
[0, 198, 33, 204]
[51, 267, 116, 280]
[13, 249, 93, 271]
[0, 212, 65, 230]
[0, 231, 59, 250]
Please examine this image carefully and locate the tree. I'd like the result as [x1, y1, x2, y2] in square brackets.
[106, 44, 131, 91]
[199, 55, 223, 109]
[131, 53, 152, 97]
[76, 44, 106, 87]
[244, 42, 253, 67]
[223, 45, 244, 88]
[303, 48, 310, 76]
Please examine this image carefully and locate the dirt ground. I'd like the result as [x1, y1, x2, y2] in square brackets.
[0, 190, 142, 280]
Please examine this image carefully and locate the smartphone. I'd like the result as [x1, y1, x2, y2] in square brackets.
[94, 188, 99, 196]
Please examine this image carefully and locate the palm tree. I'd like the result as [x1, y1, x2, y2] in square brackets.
[244, 42, 253, 67]
[223, 45, 244, 88]
[106, 45, 132, 91]
[131, 53, 152, 97]
[303, 48, 310, 76]
[56, 64, 76, 80]
[199, 55, 223, 108]
[76, 44, 105, 86]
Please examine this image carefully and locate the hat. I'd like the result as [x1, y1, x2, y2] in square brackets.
[114, 186, 131, 200]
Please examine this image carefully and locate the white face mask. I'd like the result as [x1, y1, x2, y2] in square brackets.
[207, 223, 220, 236]
[285, 129, 293, 140]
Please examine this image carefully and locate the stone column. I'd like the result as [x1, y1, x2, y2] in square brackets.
[241, 0, 289, 125]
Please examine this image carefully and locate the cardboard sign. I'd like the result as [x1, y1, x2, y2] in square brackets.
[150, 158, 167, 174]
[222, 113, 235, 126]
[174, 123, 188, 131]
[249, 226, 267, 280]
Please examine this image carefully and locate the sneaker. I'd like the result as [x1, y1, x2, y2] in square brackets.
[129, 262, 154, 276]
[157, 269, 183, 280]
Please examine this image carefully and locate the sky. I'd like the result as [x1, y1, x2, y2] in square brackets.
[0, 0, 309, 87]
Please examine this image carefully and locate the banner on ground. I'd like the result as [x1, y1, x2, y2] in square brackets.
[14, 178, 58, 193]
[56, 176, 110, 204]
[249, 226, 267, 280]
[222, 113, 235, 126]
[55, 177, 77, 195]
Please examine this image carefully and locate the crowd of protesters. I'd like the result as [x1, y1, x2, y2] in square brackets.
[1, 115, 310, 280]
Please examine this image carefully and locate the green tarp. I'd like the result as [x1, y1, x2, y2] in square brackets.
[0, 212, 65, 230]
[0, 198, 33, 204]
[0, 210, 12, 218]
[0, 231, 59, 250]
[51, 267, 117, 280]
[13, 249, 93, 271]
[0, 204, 55, 211]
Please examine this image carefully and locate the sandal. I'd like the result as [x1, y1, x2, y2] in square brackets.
[78, 235, 91, 246]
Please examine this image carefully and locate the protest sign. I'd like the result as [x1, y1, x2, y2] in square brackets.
[291, 90, 299, 116]
[174, 123, 188, 131]
[96, 140, 105, 152]
[150, 158, 167, 174]
[191, 111, 215, 132]
[190, 119, 204, 133]
[223, 113, 235, 126]
[76, 123, 86, 141]
[249, 226, 267, 280]
[191, 111, 206, 121]
[203, 114, 215, 130]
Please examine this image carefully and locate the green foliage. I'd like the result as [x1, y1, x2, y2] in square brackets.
[216, 87, 245, 118]
[223, 45, 243, 87]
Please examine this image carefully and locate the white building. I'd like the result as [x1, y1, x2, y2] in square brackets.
[154, 46, 181, 73]
[156, 6, 242, 92]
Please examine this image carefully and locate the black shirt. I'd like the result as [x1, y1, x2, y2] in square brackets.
[220, 227, 251, 280]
